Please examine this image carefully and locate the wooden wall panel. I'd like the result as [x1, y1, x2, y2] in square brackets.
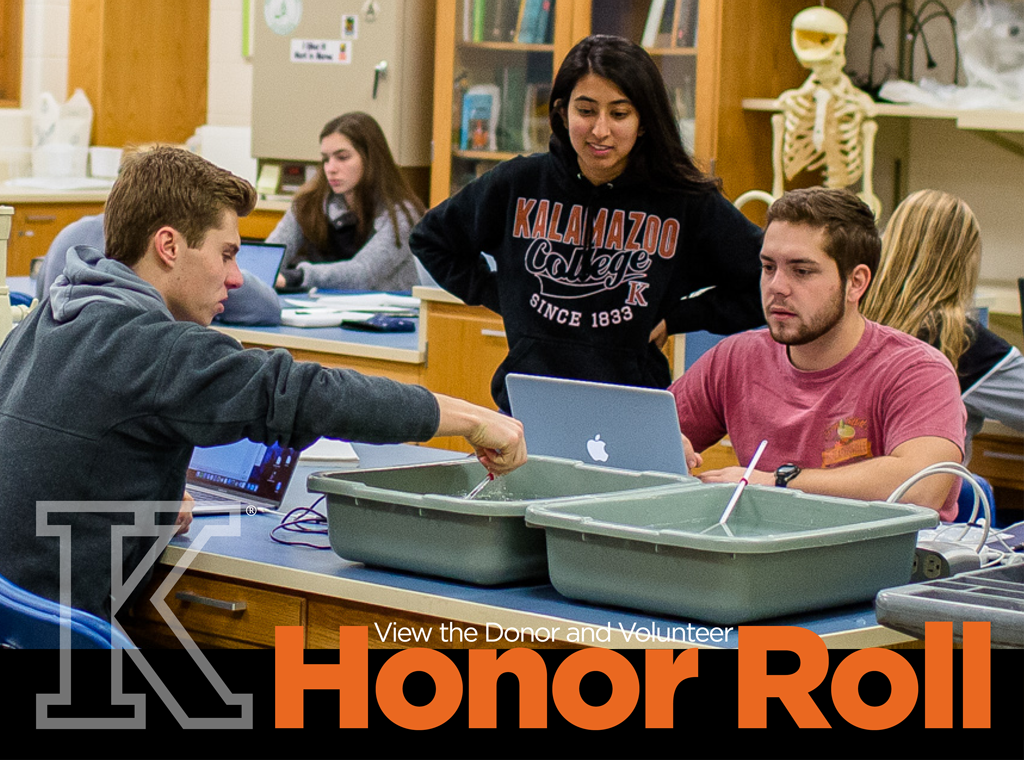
[68, 0, 209, 147]
[695, 0, 809, 216]
[0, 0, 23, 106]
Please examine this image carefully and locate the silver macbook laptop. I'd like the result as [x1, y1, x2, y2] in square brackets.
[236, 241, 287, 288]
[506, 373, 689, 475]
[186, 439, 300, 514]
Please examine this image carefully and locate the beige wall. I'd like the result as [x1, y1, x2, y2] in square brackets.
[206, 0, 253, 127]
[20, 0, 69, 108]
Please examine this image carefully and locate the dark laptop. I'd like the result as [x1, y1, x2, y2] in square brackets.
[186, 439, 300, 514]
[236, 241, 287, 289]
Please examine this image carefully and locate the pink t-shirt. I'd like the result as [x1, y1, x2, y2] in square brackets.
[670, 321, 966, 521]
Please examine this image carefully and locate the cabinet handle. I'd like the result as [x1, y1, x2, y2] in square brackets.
[982, 450, 1024, 462]
[373, 60, 388, 98]
[175, 590, 247, 612]
[481, 329, 506, 339]
[25, 215, 57, 223]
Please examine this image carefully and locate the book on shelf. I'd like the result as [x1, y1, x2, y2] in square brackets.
[676, 0, 698, 47]
[658, 0, 676, 47]
[516, 0, 554, 44]
[498, 66, 527, 152]
[521, 81, 552, 152]
[471, 0, 485, 42]
[466, 0, 521, 42]
[460, 84, 501, 152]
[641, 0, 697, 48]
[641, 0, 667, 48]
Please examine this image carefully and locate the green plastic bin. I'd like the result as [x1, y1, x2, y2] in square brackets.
[525, 484, 939, 624]
[308, 456, 696, 585]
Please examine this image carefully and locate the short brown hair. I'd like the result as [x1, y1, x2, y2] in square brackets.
[104, 145, 257, 266]
[766, 188, 881, 284]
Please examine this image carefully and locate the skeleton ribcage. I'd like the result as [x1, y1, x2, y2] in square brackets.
[781, 90, 865, 188]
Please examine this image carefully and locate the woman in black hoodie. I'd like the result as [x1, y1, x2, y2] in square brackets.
[412, 35, 765, 412]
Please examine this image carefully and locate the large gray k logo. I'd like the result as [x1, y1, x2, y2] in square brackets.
[35, 501, 253, 729]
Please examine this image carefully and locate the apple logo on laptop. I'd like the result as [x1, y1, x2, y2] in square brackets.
[586, 434, 609, 463]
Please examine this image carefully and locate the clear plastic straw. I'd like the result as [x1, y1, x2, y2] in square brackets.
[465, 472, 495, 499]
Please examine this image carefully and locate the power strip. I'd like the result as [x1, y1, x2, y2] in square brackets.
[911, 540, 982, 582]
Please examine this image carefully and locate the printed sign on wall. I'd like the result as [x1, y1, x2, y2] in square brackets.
[289, 39, 350, 64]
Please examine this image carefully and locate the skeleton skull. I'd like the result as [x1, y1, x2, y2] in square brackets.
[791, 6, 848, 72]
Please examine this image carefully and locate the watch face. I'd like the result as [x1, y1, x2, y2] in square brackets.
[264, 0, 302, 36]
[776, 464, 800, 486]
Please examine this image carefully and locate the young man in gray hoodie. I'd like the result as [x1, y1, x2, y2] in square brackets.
[0, 146, 526, 622]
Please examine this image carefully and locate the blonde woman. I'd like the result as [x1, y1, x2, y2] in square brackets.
[862, 189, 1023, 459]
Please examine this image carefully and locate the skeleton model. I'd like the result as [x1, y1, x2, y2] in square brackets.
[736, 7, 882, 216]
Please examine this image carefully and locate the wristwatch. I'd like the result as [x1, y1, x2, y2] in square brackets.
[775, 463, 801, 488]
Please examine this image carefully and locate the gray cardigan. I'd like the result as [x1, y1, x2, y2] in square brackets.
[267, 194, 421, 291]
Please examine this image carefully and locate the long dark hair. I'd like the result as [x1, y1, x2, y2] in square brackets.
[549, 35, 717, 192]
[292, 112, 425, 252]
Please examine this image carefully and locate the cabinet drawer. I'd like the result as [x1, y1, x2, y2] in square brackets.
[970, 435, 1024, 489]
[7, 202, 105, 275]
[134, 570, 305, 647]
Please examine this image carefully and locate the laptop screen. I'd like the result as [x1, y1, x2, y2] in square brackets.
[505, 373, 689, 476]
[187, 439, 299, 507]
[236, 242, 287, 289]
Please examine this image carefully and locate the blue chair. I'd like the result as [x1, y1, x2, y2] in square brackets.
[0, 574, 134, 649]
[955, 473, 996, 526]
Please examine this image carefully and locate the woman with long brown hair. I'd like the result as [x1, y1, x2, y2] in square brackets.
[411, 35, 764, 413]
[270, 112, 425, 291]
[862, 189, 1023, 458]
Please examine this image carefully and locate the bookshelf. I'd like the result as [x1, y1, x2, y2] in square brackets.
[430, 0, 576, 204]
[430, 0, 812, 212]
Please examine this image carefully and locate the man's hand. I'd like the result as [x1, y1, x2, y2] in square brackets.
[682, 434, 703, 472]
[433, 394, 527, 475]
[694, 437, 963, 511]
[176, 491, 194, 535]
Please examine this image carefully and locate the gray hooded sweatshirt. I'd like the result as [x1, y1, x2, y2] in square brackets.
[0, 245, 438, 620]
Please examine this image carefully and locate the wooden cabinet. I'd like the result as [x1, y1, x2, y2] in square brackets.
[971, 434, 1024, 491]
[429, 0, 809, 210]
[6, 201, 104, 276]
[1, 199, 283, 279]
[419, 293, 508, 453]
[0, 0, 21, 107]
[238, 208, 286, 241]
[67, 0, 209, 147]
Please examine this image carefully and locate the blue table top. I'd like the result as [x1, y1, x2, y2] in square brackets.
[6, 278, 422, 358]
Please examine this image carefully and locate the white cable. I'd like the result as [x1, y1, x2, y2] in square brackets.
[886, 461, 992, 553]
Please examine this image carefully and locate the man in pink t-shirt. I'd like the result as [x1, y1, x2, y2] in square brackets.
[670, 188, 966, 520]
